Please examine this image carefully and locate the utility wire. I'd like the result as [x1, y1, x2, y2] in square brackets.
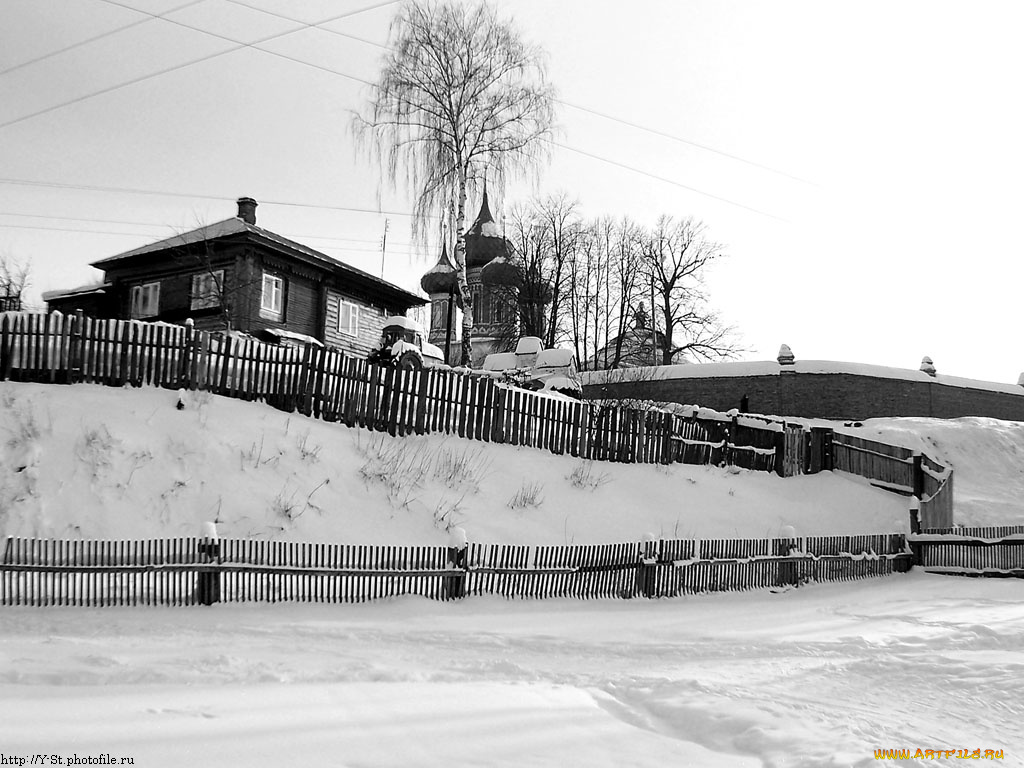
[0, 210, 417, 247]
[555, 99, 814, 186]
[0, 0, 207, 77]
[0, 177, 420, 217]
[552, 141, 788, 222]
[221, 0, 810, 186]
[0, 0, 398, 131]
[1, 2, 787, 220]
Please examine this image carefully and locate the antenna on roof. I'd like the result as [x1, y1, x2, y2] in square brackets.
[380, 218, 389, 279]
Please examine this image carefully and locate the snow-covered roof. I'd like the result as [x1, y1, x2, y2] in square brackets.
[583, 359, 1024, 396]
[261, 328, 324, 347]
[41, 282, 110, 302]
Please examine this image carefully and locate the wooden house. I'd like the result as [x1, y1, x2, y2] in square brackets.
[44, 198, 426, 358]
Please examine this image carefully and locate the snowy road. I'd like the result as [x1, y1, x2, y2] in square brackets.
[2, 572, 1022, 767]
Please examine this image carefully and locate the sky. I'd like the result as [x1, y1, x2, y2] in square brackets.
[1, 0, 1022, 384]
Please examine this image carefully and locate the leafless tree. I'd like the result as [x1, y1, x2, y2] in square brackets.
[354, 0, 557, 365]
[639, 217, 741, 364]
[0, 254, 31, 311]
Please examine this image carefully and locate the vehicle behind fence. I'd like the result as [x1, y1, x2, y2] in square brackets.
[1, 533, 913, 607]
[0, 311, 956, 529]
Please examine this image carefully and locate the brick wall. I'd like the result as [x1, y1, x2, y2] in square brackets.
[586, 371, 1024, 421]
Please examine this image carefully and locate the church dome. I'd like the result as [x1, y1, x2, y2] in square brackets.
[480, 255, 519, 286]
[420, 243, 460, 296]
[465, 190, 509, 269]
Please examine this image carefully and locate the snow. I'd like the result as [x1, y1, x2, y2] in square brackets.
[3, 381, 1024, 765]
[0, 382, 912, 543]
[2, 574, 1022, 767]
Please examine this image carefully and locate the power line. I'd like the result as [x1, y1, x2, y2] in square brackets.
[216, 2, 810, 187]
[94, 0, 378, 84]
[0, 210, 418, 247]
[0, 0, 207, 78]
[0, 222, 170, 238]
[554, 99, 815, 186]
[552, 141, 787, 222]
[0, 177, 421, 217]
[0, 4, 788, 222]
[0, 0, 398, 131]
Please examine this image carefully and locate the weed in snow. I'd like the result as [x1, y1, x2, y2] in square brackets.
[567, 460, 610, 491]
[432, 494, 466, 533]
[508, 482, 544, 510]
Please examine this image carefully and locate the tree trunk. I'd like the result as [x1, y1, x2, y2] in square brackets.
[453, 170, 473, 367]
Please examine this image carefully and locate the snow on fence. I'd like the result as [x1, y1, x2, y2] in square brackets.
[0, 533, 914, 607]
[909, 528, 1024, 577]
[832, 431, 953, 530]
[0, 311, 789, 474]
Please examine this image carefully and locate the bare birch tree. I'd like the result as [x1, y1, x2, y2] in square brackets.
[354, 0, 556, 365]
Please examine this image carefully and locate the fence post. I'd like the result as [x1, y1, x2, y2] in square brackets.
[443, 527, 468, 601]
[196, 521, 221, 606]
[68, 309, 84, 384]
[774, 428, 786, 477]
[912, 452, 925, 499]
[907, 499, 923, 566]
[808, 427, 834, 473]
[180, 318, 195, 389]
[638, 535, 658, 598]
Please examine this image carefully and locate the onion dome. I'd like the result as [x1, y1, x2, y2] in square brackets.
[465, 189, 509, 269]
[480, 255, 520, 287]
[420, 243, 460, 296]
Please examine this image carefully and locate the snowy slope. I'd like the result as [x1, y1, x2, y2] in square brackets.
[847, 416, 1024, 526]
[0, 381, 912, 544]
[3, 381, 1024, 767]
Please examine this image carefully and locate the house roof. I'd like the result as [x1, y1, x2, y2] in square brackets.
[41, 281, 111, 303]
[91, 216, 427, 307]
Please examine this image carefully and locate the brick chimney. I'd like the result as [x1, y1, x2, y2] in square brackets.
[236, 197, 258, 225]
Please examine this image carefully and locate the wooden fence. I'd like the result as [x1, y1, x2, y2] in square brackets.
[832, 430, 954, 529]
[1, 533, 913, 607]
[0, 311, 792, 474]
[910, 527, 1024, 577]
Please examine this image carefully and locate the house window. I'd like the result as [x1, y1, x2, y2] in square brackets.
[190, 270, 224, 310]
[129, 282, 160, 319]
[261, 272, 284, 320]
[338, 299, 360, 337]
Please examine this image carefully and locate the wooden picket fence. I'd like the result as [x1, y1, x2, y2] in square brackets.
[0, 311, 792, 474]
[0, 532, 914, 607]
[832, 430, 954, 529]
[910, 526, 1024, 577]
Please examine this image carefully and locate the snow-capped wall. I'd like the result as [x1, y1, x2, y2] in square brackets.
[582, 360, 1024, 421]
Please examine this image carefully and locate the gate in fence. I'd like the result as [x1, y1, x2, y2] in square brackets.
[1, 533, 913, 607]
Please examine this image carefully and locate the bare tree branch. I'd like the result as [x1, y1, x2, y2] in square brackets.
[353, 0, 557, 365]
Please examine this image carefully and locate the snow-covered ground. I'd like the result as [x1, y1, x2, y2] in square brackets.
[3, 574, 1023, 767]
[0, 382, 916, 544]
[2, 380, 1024, 766]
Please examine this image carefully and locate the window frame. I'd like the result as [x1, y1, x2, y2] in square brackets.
[190, 270, 224, 311]
[338, 298, 360, 337]
[129, 281, 161, 319]
[260, 272, 284, 320]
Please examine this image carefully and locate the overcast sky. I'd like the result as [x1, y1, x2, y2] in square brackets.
[2, 0, 1022, 383]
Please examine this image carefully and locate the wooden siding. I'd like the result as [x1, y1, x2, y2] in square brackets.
[242, 255, 320, 339]
[322, 287, 396, 358]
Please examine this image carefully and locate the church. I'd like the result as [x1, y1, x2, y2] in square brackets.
[419, 191, 521, 367]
